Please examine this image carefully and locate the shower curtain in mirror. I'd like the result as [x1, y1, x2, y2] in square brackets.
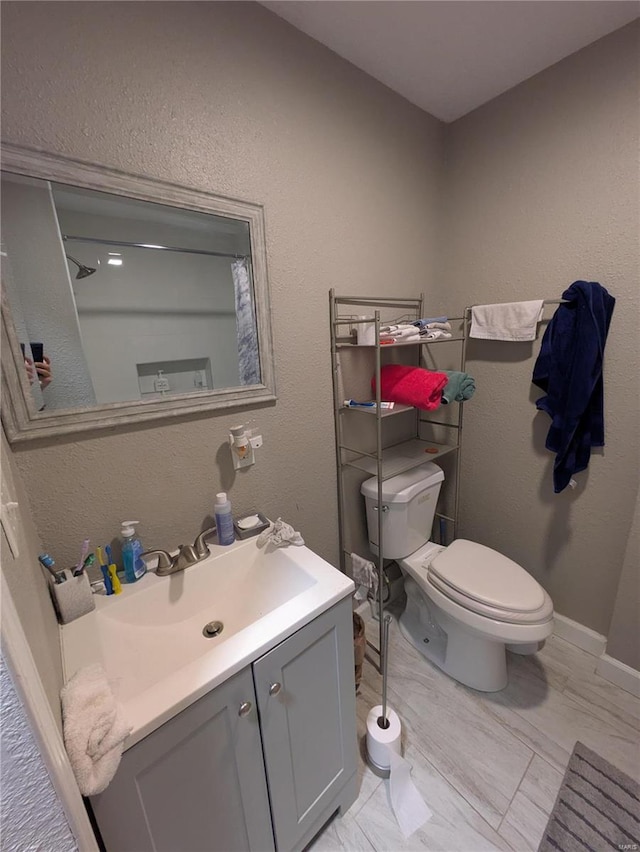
[231, 258, 260, 385]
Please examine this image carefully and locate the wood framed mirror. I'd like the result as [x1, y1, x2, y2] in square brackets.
[1, 145, 276, 443]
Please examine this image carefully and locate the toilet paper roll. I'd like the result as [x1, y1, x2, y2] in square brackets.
[366, 705, 432, 839]
[366, 705, 401, 772]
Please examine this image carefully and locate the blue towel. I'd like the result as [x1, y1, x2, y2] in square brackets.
[532, 281, 615, 493]
[441, 371, 476, 404]
[412, 316, 448, 329]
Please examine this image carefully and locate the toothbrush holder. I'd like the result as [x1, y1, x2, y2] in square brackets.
[49, 571, 95, 624]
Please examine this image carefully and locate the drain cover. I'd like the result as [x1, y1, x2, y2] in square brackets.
[203, 620, 224, 638]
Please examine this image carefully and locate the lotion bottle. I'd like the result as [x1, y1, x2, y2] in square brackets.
[121, 521, 146, 583]
[214, 493, 235, 546]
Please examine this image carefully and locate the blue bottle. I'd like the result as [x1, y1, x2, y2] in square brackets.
[121, 520, 146, 583]
[214, 493, 235, 546]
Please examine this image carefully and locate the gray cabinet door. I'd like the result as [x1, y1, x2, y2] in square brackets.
[91, 666, 274, 852]
[253, 597, 357, 852]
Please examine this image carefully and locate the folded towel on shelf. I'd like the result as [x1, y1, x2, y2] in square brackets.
[372, 364, 448, 411]
[382, 325, 420, 339]
[60, 664, 132, 796]
[419, 321, 451, 332]
[470, 301, 544, 341]
[412, 316, 448, 328]
[420, 329, 452, 340]
[441, 371, 476, 404]
[256, 517, 305, 548]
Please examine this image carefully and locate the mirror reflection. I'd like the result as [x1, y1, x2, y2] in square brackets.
[1, 172, 261, 412]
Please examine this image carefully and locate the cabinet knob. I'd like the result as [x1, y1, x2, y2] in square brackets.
[238, 701, 252, 717]
[269, 682, 282, 696]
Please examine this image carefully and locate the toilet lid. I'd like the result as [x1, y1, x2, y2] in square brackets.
[428, 539, 545, 612]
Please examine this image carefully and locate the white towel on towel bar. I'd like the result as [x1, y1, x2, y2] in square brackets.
[470, 301, 544, 341]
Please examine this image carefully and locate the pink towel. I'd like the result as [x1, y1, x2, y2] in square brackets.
[372, 365, 448, 411]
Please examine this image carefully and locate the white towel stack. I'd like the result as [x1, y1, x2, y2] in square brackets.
[470, 301, 544, 341]
[379, 323, 421, 343]
[60, 664, 132, 795]
[419, 321, 452, 340]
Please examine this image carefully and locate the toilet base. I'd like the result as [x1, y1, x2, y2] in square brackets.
[400, 578, 508, 692]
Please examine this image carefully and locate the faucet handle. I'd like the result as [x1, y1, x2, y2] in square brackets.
[140, 549, 173, 571]
[194, 526, 217, 558]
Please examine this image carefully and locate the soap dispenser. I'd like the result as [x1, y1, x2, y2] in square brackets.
[121, 520, 146, 583]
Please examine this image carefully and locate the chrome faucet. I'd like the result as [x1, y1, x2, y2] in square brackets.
[141, 527, 217, 576]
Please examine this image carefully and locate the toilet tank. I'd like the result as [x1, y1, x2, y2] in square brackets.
[361, 462, 444, 560]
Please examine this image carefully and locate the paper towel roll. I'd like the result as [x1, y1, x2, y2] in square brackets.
[366, 704, 401, 772]
[357, 316, 376, 346]
[366, 704, 432, 839]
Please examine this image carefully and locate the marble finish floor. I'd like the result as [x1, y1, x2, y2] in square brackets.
[308, 611, 640, 852]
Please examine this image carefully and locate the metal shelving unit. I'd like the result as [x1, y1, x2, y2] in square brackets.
[329, 290, 469, 670]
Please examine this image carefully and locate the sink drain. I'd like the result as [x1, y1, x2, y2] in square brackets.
[203, 620, 224, 639]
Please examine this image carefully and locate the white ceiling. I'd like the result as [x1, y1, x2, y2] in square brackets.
[262, 1, 639, 122]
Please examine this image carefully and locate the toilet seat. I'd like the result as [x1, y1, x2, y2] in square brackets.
[402, 539, 553, 626]
[428, 538, 546, 612]
[427, 572, 553, 624]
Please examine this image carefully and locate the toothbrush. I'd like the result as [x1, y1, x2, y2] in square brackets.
[343, 399, 395, 410]
[97, 546, 113, 595]
[74, 539, 90, 575]
[105, 545, 122, 595]
[73, 550, 95, 577]
[38, 553, 66, 584]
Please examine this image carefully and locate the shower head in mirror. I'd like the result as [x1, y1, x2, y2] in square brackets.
[65, 254, 96, 279]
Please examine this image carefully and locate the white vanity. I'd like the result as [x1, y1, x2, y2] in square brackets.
[61, 538, 358, 852]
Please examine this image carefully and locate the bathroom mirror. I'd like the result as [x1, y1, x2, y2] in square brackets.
[0, 145, 276, 443]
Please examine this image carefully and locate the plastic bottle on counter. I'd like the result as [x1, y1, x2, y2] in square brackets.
[121, 520, 146, 583]
[214, 493, 235, 546]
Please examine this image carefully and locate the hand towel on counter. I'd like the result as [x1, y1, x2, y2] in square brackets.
[372, 364, 448, 411]
[60, 663, 132, 795]
[532, 281, 615, 493]
[257, 517, 305, 548]
[441, 371, 476, 404]
[470, 301, 544, 341]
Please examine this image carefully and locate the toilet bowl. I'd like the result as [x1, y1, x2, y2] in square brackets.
[361, 463, 554, 692]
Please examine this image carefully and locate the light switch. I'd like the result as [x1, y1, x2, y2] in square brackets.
[1, 499, 20, 558]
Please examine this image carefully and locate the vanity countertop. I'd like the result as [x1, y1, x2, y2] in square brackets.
[60, 537, 354, 748]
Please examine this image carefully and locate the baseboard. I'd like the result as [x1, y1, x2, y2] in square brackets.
[595, 654, 640, 698]
[553, 613, 607, 657]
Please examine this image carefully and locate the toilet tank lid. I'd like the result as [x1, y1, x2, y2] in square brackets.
[429, 539, 546, 612]
[361, 462, 444, 504]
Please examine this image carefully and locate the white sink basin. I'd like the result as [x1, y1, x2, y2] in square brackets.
[61, 537, 354, 748]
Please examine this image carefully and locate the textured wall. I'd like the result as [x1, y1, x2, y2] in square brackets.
[606, 488, 640, 670]
[1, 1, 444, 568]
[1, 429, 65, 729]
[0, 655, 77, 852]
[440, 21, 640, 635]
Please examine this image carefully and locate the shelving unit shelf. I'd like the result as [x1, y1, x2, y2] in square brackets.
[330, 291, 469, 670]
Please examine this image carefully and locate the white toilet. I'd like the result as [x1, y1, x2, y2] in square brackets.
[361, 462, 554, 691]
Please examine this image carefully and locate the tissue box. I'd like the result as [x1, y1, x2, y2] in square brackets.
[49, 571, 95, 624]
